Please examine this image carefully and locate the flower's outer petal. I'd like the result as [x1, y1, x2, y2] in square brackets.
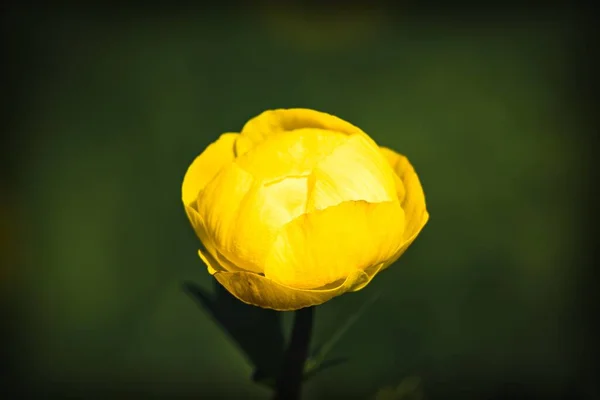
[197, 246, 251, 275]
[196, 163, 262, 273]
[264, 200, 405, 289]
[240, 108, 368, 145]
[198, 249, 387, 310]
[378, 149, 406, 202]
[185, 204, 213, 252]
[212, 266, 370, 311]
[198, 249, 223, 275]
[182, 201, 241, 274]
[181, 133, 239, 207]
[307, 134, 397, 211]
[379, 220, 427, 272]
[379, 147, 429, 270]
[349, 262, 385, 292]
[188, 211, 244, 274]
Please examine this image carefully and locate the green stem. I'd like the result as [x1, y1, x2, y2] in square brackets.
[273, 306, 315, 400]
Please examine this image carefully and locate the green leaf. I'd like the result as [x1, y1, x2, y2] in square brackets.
[184, 280, 285, 386]
[303, 292, 381, 380]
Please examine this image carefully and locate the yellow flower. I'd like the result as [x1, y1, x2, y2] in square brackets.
[182, 109, 428, 311]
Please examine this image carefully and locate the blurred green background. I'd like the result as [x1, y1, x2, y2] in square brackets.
[2, 4, 592, 399]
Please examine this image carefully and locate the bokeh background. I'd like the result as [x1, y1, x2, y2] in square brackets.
[2, 4, 596, 399]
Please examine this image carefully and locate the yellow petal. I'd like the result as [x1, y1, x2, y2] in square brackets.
[234, 135, 254, 158]
[235, 128, 347, 183]
[240, 108, 367, 145]
[181, 133, 239, 207]
[187, 208, 243, 274]
[379, 220, 427, 273]
[264, 200, 405, 289]
[197, 162, 311, 274]
[379, 147, 406, 202]
[196, 163, 260, 272]
[198, 247, 387, 311]
[258, 177, 309, 223]
[214, 268, 370, 311]
[379, 147, 429, 270]
[185, 203, 212, 250]
[379, 147, 429, 239]
[307, 134, 397, 211]
[197, 247, 250, 275]
[226, 175, 310, 272]
[198, 248, 222, 275]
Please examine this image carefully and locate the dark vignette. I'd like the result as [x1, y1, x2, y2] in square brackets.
[0, 2, 596, 399]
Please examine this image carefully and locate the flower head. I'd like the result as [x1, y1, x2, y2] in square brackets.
[182, 109, 428, 310]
